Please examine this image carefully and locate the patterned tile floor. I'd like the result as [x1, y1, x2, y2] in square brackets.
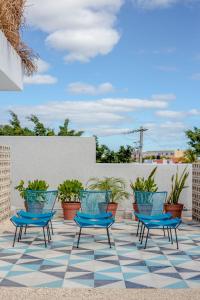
[0, 220, 200, 288]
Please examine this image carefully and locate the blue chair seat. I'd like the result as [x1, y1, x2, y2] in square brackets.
[135, 212, 172, 221]
[143, 218, 182, 229]
[17, 210, 55, 220]
[76, 211, 112, 219]
[74, 216, 114, 228]
[11, 216, 49, 227]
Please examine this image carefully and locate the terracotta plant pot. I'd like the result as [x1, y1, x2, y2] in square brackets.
[62, 202, 81, 220]
[164, 203, 184, 219]
[133, 203, 139, 221]
[107, 203, 118, 217]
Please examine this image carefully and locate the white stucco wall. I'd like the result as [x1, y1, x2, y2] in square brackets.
[0, 30, 23, 91]
[0, 137, 192, 213]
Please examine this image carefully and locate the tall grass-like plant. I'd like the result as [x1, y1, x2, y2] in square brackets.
[87, 177, 129, 203]
[167, 167, 189, 204]
[130, 167, 158, 193]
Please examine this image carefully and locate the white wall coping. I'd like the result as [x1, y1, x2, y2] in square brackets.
[0, 30, 23, 91]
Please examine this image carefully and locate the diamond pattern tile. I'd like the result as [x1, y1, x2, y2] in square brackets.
[0, 220, 199, 288]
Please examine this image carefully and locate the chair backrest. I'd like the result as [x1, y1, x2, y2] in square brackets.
[134, 191, 167, 216]
[25, 190, 58, 214]
[80, 190, 112, 215]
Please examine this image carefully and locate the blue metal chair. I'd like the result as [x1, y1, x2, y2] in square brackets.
[74, 190, 115, 248]
[134, 191, 176, 245]
[11, 190, 58, 247]
[141, 218, 182, 249]
[18, 190, 58, 235]
[10, 215, 51, 247]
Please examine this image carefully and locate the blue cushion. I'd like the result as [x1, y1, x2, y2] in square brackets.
[76, 211, 113, 219]
[143, 218, 182, 229]
[11, 216, 49, 227]
[74, 216, 114, 228]
[135, 212, 172, 221]
[17, 210, 55, 219]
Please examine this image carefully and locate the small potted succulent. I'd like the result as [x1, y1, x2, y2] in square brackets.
[58, 179, 84, 220]
[130, 167, 158, 219]
[15, 179, 49, 212]
[87, 177, 129, 216]
[164, 167, 189, 218]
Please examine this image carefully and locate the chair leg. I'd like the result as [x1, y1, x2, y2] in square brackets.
[13, 227, 18, 247]
[18, 227, 23, 242]
[174, 228, 179, 250]
[136, 221, 140, 236]
[140, 225, 145, 244]
[169, 228, 173, 244]
[50, 220, 54, 235]
[139, 224, 144, 241]
[43, 227, 47, 248]
[24, 225, 27, 235]
[144, 229, 149, 249]
[47, 225, 51, 243]
[167, 227, 171, 242]
[163, 227, 165, 237]
[107, 228, 112, 248]
[77, 227, 82, 248]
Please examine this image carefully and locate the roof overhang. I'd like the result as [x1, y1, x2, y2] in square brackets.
[0, 30, 23, 91]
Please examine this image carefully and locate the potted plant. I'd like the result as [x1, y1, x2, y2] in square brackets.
[87, 177, 129, 216]
[58, 179, 84, 220]
[130, 167, 158, 219]
[164, 167, 189, 218]
[15, 179, 49, 212]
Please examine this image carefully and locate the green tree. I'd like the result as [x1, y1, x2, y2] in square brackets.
[27, 115, 55, 136]
[183, 149, 197, 163]
[58, 119, 84, 136]
[95, 136, 134, 163]
[185, 127, 200, 155]
[0, 111, 33, 136]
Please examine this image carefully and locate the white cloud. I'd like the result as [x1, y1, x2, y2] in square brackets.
[132, 0, 197, 10]
[6, 96, 169, 131]
[143, 121, 187, 149]
[26, 0, 123, 62]
[67, 82, 115, 95]
[36, 58, 50, 73]
[151, 94, 176, 102]
[24, 58, 58, 85]
[24, 74, 58, 85]
[191, 73, 200, 80]
[156, 109, 200, 119]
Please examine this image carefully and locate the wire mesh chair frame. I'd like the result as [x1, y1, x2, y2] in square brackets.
[79, 190, 112, 215]
[25, 190, 58, 214]
[75, 190, 114, 248]
[134, 191, 167, 216]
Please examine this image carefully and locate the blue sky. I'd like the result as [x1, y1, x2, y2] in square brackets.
[1, 0, 200, 150]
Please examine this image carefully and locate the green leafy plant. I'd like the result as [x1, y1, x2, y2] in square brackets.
[15, 180, 49, 201]
[167, 167, 189, 205]
[87, 177, 129, 203]
[130, 167, 158, 193]
[58, 180, 84, 203]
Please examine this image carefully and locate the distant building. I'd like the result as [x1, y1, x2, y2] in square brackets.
[143, 149, 185, 164]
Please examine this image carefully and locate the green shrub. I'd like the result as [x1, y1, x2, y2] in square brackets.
[15, 179, 49, 199]
[58, 180, 84, 203]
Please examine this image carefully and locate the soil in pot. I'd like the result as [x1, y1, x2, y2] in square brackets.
[62, 202, 81, 220]
[107, 203, 118, 217]
[164, 203, 184, 218]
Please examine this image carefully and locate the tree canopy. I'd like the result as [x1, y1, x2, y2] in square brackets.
[185, 127, 200, 156]
[0, 111, 84, 137]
